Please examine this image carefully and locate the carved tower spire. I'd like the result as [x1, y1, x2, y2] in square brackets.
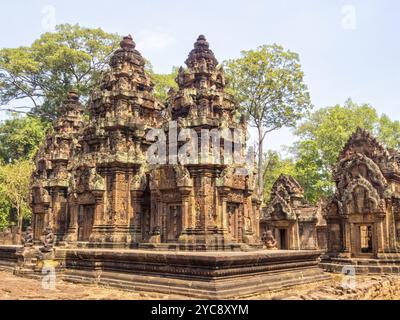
[31, 91, 84, 241]
[66, 35, 163, 246]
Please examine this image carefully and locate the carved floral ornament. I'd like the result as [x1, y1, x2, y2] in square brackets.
[173, 164, 193, 187]
[336, 153, 388, 193]
[268, 194, 295, 220]
[131, 166, 148, 191]
[342, 176, 385, 215]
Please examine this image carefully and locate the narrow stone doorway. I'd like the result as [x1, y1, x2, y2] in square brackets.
[279, 229, 288, 250]
[360, 225, 373, 253]
[78, 205, 95, 242]
[354, 224, 374, 257]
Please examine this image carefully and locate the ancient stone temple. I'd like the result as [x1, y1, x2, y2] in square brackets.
[30, 34, 260, 251]
[31, 91, 85, 242]
[322, 128, 400, 273]
[3, 34, 330, 299]
[261, 175, 326, 250]
[64, 35, 164, 247]
[149, 35, 260, 250]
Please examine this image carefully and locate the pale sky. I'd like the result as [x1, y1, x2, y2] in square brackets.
[0, 0, 399, 153]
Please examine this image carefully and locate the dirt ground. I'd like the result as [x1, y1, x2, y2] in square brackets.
[0, 270, 399, 300]
[0, 270, 182, 300]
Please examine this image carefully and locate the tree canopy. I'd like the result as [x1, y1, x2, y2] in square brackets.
[146, 63, 179, 104]
[0, 24, 120, 120]
[224, 44, 312, 197]
[0, 114, 48, 231]
[0, 114, 50, 163]
[0, 159, 33, 232]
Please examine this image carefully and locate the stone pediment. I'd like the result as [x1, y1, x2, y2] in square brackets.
[336, 152, 388, 196]
[340, 127, 389, 161]
[342, 176, 383, 215]
[269, 194, 295, 220]
[272, 174, 304, 199]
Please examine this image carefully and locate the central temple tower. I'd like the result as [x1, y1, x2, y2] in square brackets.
[148, 35, 261, 250]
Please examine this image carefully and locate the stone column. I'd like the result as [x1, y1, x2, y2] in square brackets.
[130, 190, 143, 243]
[376, 215, 386, 254]
[220, 188, 229, 232]
[92, 191, 105, 225]
[343, 217, 352, 256]
[180, 187, 191, 231]
[64, 198, 79, 243]
[293, 213, 301, 250]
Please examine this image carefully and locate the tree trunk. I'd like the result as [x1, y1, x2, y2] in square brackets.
[257, 126, 264, 201]
[17, 205, 23, 234]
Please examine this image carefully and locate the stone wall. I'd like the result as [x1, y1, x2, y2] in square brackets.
[0, 245, 18, 271]
[0, 227, 20, 245]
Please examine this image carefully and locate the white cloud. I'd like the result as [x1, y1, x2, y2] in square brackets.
[136, 28, 176, 50]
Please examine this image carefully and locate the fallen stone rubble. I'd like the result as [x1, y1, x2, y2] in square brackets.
[274, 275, 400, 300]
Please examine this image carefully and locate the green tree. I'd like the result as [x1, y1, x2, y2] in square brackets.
[0, 24, 120, 120]
[0, 160, 33, 233]
[377, 114, 400, 149]
[263, 150, 296, 201]
[295, 99, 379, 167]
[0, 197, 12, 231]
[224, 44, 312, 197]
[0, 114, 49, 163]
[146, 64, 179, 104]
[293, 140, 332, 204]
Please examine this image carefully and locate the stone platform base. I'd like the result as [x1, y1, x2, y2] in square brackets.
[138, 243, 247, 252]
[61, 248, 329, 299]
[0, 245, 330, 299]
[0, 245, 18, 271]
[321, 254, 400, 274]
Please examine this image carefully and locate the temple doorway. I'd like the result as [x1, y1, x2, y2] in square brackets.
[355, 224, 374, 257]
[360, 225, 373, 254]
[78, 205, 95, 241]
[279, 229, 288, 250]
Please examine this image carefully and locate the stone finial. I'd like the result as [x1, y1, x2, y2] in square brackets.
[185, 34, 218, 69]
[194, 34, 209, 50]
[120, 35, 136, 50]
